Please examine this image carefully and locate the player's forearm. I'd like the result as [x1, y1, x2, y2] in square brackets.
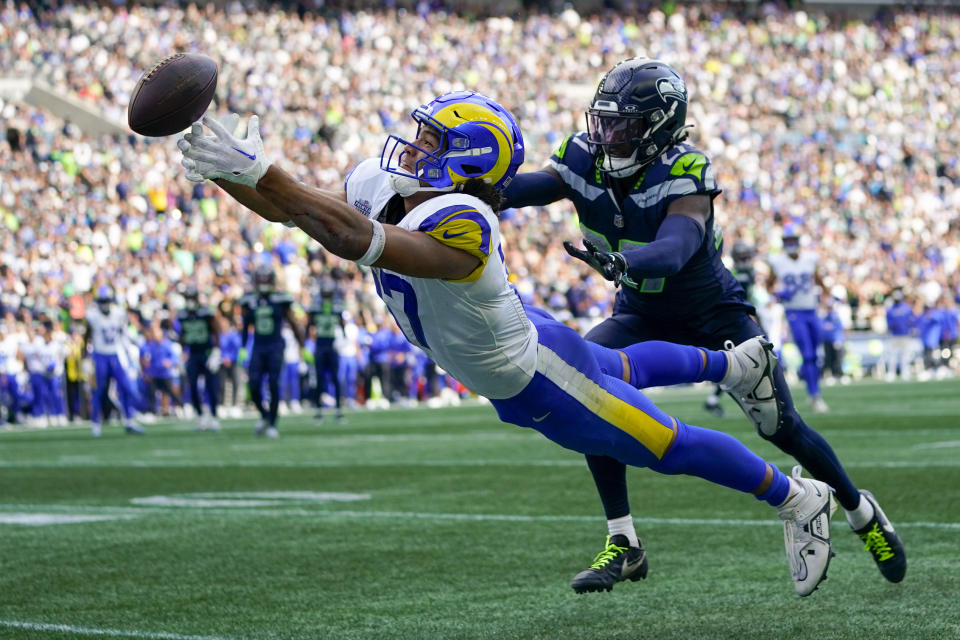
[619, 214, 704, 279]
[501, 168, 565, 208]
[213, 179, 290, 223]
[256, 165, 371, 260]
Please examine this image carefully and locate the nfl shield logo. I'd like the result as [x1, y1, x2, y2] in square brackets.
[614, 213, 624, 228]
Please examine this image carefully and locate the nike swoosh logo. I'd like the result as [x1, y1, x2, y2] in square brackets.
[442, 230, 469, 239]
[232, 146, 256, 160]
[532, 411, 551, 423]
[682, 160, 696, 172]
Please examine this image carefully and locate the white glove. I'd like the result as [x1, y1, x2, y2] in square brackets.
[177, 113, 238, 182]
[206, 347, 222, 373]
[178, 113, 270, 187]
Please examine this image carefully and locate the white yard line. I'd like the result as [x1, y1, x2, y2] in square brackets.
[0, 620, 243, 640]
[1, 503, 958, 530]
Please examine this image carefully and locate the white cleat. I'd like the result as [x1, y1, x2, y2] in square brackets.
[811, 397, 830, 413]
[207, 417, 221, 432]
[254, 419, 268, 437]
[265, 426, 279, 439]
[777, 465, 837, 596]
[720, 337, 781, 434]
[91, 423, 102, 438]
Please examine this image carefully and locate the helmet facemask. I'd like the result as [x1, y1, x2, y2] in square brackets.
[587, 101, 680, 178]
[380, 91, 524, 197]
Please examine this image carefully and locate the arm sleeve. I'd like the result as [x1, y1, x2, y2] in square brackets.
[618, 214, 705, 280]
[501, 170, 566, 208]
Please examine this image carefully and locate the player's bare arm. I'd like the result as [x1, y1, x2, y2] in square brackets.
[212, 179, 291, 223]
[285, 306, 305, 347]
[256, 165, 480, 280]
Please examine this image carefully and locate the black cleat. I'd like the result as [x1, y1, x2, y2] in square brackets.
[571, 535, 648, 594]
[853, 490, 906, 583]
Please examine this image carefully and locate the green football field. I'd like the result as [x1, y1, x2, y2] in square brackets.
[1, 379, 959, 640]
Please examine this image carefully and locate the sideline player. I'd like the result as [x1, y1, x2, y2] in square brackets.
[177, 285, 222, 430]
[501, 58, 905, 590]
[240, 264, 303, 438]
[768, 226, 829, 412]
[308, 277, 346, 422]
[180, 92, 840, 596]
[85, 286, 144, 436]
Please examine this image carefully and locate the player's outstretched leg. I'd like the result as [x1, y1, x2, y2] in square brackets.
[496, 317, 836, 596]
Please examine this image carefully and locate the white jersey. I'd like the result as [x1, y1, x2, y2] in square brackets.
[282, 327, 301, 364]
[85, 305, 128, 355]
[346, 159, 537, 399]
[25, 337, 66, 377]
[0, 332, 25, 375]
[768, 252, 820, 311]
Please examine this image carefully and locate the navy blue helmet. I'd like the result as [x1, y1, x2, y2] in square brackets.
[587, 58, 690, 178]
[254, 264, 277, 293]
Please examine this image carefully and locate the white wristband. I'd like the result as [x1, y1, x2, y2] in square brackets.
[355, 219, 386, 266]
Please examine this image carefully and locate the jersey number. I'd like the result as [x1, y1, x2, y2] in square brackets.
[254, 308, 275, 335]
[372, 270, 429, 349]
[581, 227, 664, 293]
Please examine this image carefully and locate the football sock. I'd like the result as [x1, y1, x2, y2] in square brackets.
[585, 454, 631, 519]
[607, 514, 639, 548]
[775, 478, 805, 511]
[652, 420, 789, 506]
[616, 341, 728, 388]
[845, 494, 875, 529]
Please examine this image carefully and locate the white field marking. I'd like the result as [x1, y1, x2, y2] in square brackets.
[914, 440, 960, 449]
[0, 620, 241, 640]
[0, 513, 138, 526]
[304, 431, 539, 445]
[130, 491, 370, 508]
[151, 450, 185, 457]
[1, 503, 958, 531]
[58, 455, 100, 463]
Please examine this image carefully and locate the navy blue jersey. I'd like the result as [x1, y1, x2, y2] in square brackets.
[308, 299, 343, 345]
[733, 265, 756, 301]
[177, 307, 215, 353]
[550, 133, 749, 321]
[240, 292, 293, 348]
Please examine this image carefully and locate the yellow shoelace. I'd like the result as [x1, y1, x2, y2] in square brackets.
[589, 537, 627, 570]
[861, 523, 895, 561]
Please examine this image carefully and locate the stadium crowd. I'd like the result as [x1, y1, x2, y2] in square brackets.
[1, 1, 958, 427]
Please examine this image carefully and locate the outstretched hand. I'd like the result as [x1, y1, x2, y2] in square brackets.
[177, 113, 270, 187]
[563, 239, 627, 287]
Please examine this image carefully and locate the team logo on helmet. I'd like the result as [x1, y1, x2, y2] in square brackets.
[656, 76, 687, 103]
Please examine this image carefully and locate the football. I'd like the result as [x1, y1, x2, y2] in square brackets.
[127, 52, 218, 137]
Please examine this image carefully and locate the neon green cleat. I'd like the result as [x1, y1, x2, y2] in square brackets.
[852, 490, 906, 583]
[571, 535, 648, 594]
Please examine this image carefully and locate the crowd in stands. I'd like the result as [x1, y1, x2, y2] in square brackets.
[1, 2, 958, 426]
